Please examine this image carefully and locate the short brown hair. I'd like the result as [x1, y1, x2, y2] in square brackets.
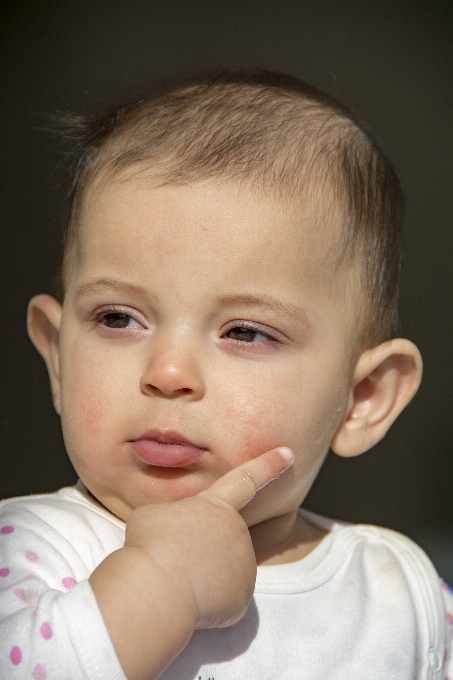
[59, 70, 405, 347]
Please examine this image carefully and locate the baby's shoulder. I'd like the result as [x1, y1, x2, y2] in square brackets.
[300, 510, 450, 674]
[303, 508, 444, 591]
[0, 483, 125, 570]
[1, 482, 120, 528]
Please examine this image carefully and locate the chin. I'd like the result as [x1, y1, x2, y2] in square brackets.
[128, 470, 211, 506]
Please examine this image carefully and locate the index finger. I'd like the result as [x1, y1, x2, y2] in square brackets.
[197, 447, 294, 511]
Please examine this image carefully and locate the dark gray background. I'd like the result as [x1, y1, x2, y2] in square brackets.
[1, 0, 452, 578]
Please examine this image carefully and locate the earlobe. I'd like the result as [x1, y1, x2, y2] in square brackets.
[331, 339, 423, 457]
[27, 294, 63, 415]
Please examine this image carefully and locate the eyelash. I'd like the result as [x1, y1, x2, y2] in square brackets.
[89, 306, 283, 344]
[89, 305, 145, 329]
[222, 322, 281, 344]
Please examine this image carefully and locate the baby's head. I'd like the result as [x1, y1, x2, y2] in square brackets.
[62, 70, 404, 348]
[28, 71, 422, 529]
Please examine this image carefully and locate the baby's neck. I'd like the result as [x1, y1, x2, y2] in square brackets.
[251, 510, 326, 566]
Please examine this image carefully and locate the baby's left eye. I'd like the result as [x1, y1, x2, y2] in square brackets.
[225, 327, 273, 343]
[100, 313, 143, 329]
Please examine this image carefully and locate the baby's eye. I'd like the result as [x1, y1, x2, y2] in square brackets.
[225, 326, 273, 343]
[100, 313, 143, 329]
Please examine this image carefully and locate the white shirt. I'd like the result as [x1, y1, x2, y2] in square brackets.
[0, 482, 451, 679]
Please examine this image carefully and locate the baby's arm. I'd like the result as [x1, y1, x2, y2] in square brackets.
[0, 447, 292, 680]
[0, 510, 123, 678]
[90, 447, 293, 680]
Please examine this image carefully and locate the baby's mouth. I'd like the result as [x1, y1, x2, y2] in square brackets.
[129, 429, 207, 467]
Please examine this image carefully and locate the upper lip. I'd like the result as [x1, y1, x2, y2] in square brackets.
[130, 429, 207, 449]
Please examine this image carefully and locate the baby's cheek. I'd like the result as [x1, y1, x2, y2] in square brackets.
[60, 357, 119, 457]
[220, 388, 296, 463]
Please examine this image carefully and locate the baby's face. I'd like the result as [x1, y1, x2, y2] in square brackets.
[57, 177, 357, 524]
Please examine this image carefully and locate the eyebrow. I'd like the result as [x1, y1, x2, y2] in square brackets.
[74, 278, 148, 301]
[217, 294, 311, 328]
[74, 279, 310, 328]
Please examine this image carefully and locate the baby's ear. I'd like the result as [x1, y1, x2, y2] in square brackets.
[27, 294, 63, 415]
[331, 339, 422, 457]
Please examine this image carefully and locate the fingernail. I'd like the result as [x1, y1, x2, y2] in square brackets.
[278, 447, 294, 465]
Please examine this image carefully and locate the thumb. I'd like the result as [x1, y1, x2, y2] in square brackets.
[196, 447, 294, 512]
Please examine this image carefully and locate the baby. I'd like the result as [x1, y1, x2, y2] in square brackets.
[1, 71, 452, 679]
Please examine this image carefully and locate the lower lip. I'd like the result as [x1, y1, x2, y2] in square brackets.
[130, 440, 206, 467]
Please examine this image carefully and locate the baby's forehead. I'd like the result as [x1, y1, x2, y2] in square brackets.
[76, 174, 353, 311]
[83, 171, 344, 252]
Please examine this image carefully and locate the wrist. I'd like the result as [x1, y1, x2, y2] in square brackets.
[90, 547, 197, 680]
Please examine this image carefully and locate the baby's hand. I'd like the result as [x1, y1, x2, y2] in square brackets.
[90, 447, 293, 680]
[126, 446, 294, 629]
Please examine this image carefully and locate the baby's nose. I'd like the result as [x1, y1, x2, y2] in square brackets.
[140, 342, 205, 400]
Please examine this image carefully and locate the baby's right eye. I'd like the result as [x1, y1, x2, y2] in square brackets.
[90, 305, 146, 331]
[100, 312, 143, 329]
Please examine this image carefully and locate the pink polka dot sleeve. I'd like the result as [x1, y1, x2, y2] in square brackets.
[442, 582, 453, 679]
[0, 500, 126, 679]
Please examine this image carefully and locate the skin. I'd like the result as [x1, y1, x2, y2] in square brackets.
[28, 176, 422, 678]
